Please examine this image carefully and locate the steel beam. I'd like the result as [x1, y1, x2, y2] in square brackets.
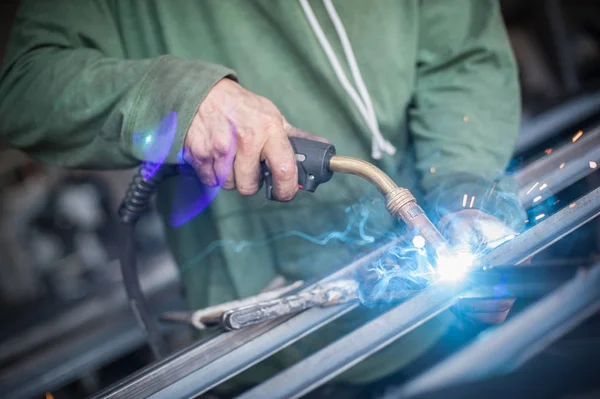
[237, 186, 600, 399]
[93, 238, 404, 399]
[515, 92, 600, 154]
[96, 143, 600, 399]
[399, 262, 600, 398]
[516, 125, 600, 208]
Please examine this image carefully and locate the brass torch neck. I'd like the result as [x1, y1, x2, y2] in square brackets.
[328, 155, 397, 195]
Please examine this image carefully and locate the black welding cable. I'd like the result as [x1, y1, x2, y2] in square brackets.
[118, 164, 177, 359]
[118, 222, 168, 359]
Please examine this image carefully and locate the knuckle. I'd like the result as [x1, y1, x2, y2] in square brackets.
[213, 137, 231, 156]
[271, 158, 297, 181]
[199, 97, 220, 116]
[237, 126, 256, 147]
[262, 117, 284, 137]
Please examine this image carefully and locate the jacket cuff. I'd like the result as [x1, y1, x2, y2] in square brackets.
[422, 173, 527, 233]
[116, 55, 236, 164]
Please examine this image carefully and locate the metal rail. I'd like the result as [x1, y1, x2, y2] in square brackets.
[238, 186, 600, 399]
[399, 262, 600, 398]
[515, 92, 600, 154]
[516, 125, 600, 207]
[93, 237, 404, 399]
[95, 186, 600, 399]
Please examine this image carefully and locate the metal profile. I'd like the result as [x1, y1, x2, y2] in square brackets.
[237, 186, 600, 399]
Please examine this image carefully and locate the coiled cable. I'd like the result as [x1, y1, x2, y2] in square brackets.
[118, 163, 178, 359]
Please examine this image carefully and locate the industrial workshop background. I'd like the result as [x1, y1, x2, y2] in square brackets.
[1, 1, 599, 399]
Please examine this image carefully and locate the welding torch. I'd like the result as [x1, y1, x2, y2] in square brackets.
[118, 136, 451, 358]
[264, 137, 451, 258]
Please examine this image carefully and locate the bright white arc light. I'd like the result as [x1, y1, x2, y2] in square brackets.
[436, 249, 476, 282]
[412, 235, 426, 249]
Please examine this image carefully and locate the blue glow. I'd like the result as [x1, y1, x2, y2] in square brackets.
[132, 111, 178, 180]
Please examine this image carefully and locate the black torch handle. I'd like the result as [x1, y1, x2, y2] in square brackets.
[262, 137, 336, 200]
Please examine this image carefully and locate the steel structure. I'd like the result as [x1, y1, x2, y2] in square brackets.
[516, 125, 600, 208]
[94, 184, 600, 399]
[237, 186, 600, 399]
[399, 262, 600, 398]
[91, 122, 600, 399]
[515, 91, 600, 154]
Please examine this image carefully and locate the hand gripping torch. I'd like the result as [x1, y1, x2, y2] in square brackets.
[118, 137, 450, 358]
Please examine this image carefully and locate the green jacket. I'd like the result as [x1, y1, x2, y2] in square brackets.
[0, 0, 523, 389]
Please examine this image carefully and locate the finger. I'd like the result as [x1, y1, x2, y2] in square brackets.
[234, 149, 262, 196]
[283, 120, 330, 143]
[210, 116, 236, 187]
[185, 124, 218, 187]
[222, 168, 236, 190]
[261, 122, 298, 201]
[233, 120, 262, 196]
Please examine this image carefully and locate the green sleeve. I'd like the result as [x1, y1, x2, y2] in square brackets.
[410, 0, 525, 230]
[0, 0, 235, 169]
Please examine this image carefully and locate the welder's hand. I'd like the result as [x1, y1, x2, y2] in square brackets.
[440, 209, 517, 325]
[183, 79, 328, 200]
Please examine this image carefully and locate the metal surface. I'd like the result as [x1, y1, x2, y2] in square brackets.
[483, 186, 600, 266]
[95, 177, 600, 399]
[515, 92, 600, 154]
[516, 125, 600, 207]
[93, 238, 405, 399]
[236, 285, 461, 399]
[222, 280, 359, 330]
[161, 281, 304, 330]
[238, 186, 600, 399]
[399, 262, 600, 398]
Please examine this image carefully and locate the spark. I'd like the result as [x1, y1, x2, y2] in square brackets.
[559, 162, 566, 169]
[526, 182, 539, 195]
[524, 219, 529, 223]
[469, 195, 475, 208]
[462, 194, 468, 207]
[533, 195, 542, 203]
[590, 161, 597, 169]
[46, 394, 55, 399]
[535, 213, 546, 221]
[544, 148, 552, 155]
[569, 203, 577, 208]
[572, 130, 583, 142]
[539, 183, 548, 191]
[430, 166, 436, 174]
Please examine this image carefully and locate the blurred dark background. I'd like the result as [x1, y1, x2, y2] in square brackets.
[0, 1, 599, 398]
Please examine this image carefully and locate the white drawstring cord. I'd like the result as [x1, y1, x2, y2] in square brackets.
[299, 0, 396, 159]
